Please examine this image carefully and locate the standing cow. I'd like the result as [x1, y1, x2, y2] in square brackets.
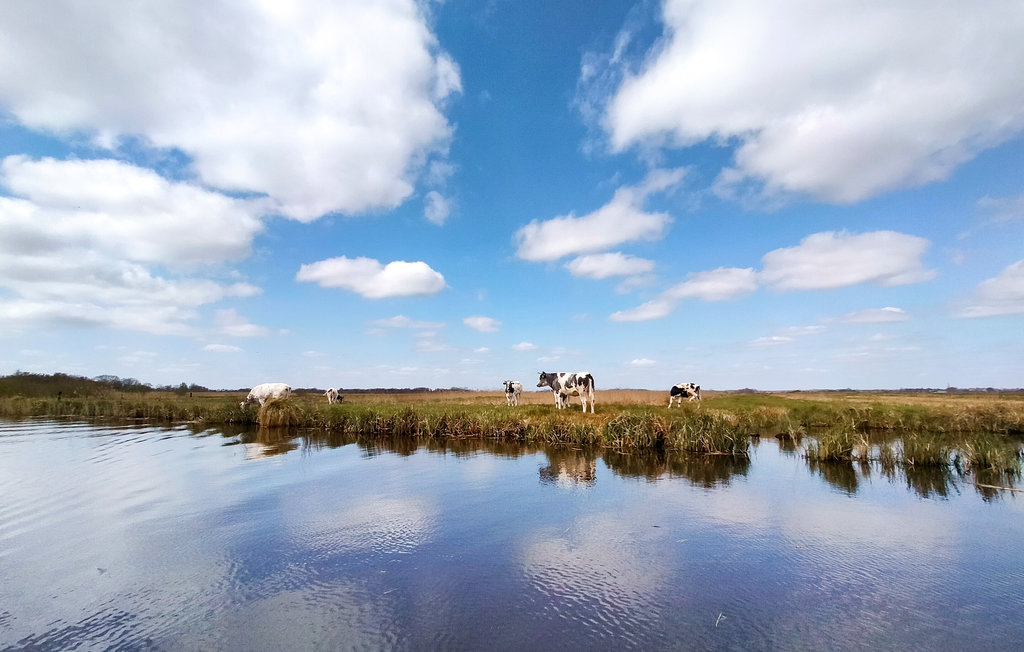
[325, 387, 339, 404]
[668, 382, 701, 407]
[537, 371, 596, 413]
[240, 382, 292, 407]
[503, 380, 523, 406]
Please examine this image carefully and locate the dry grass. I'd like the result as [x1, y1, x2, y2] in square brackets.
[775, 391, 1024, 408]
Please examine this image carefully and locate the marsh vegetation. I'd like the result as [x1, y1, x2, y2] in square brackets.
[2, 377, 1021, 482]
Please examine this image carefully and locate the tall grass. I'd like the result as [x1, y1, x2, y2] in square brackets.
[1, 391, 1021, 466]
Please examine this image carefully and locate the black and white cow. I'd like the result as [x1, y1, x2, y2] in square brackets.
[503, 380, 523, 406]
[668, 382, 701, 407]
[537, 371, 596, 413]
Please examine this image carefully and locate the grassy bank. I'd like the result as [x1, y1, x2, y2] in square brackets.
[1, 391, 1022, 469]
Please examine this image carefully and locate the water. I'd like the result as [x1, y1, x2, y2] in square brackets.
[1, 419, 1022, 651]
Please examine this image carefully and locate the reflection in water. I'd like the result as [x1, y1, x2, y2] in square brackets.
[807, 458, 861, 495]
[775, 433, 804, 456]
[232, 427, 301, 459]
[901, 464, 960, 499]
[603, 449, 750, 487]
[539, 447, 598, 487]
[2, 419, 1024, 650]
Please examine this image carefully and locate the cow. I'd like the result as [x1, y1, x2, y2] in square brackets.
[325, 387, 339, 404]
[537, 371, 595, 413]
[240, 382, 292, 408]
[503, 380, 523, 406]
[668, 382, 701, 407]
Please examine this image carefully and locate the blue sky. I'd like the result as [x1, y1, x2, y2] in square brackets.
[1, 0, 1023, 391]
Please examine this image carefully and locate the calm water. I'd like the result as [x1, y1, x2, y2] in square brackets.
[1, 420, 1022, 651]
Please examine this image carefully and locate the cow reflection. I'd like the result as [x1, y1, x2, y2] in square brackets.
[237, 427, 300, 459]
[540, 448, 597, 487]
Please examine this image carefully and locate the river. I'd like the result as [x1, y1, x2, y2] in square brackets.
[1, 419, 1022, 650]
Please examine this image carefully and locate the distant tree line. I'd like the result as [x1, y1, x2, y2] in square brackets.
[0, 372, 210, 398]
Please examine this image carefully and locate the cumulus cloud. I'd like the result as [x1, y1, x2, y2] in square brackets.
[840, 307, 910, 323]
[215, 309, 274, 337]
[515, 168, 684, 262]
[424, 191, 451, 225]
[978, 194, 1024, 224]
[0, 156, 264, 266]
[601, 0, 1024, 204]
[666, 267, 758, 301]
[629, 358, 657, 367]
[958, 260, 1024, 318]
[0, 157, 263, 335]
[760, 231, 935, 290]
[610, 230, 933, 322]
[0, 0, 459, 221]
[513, 342, 537, 351]
[610, 298, 675, 323]
[204, 344, 242, 353]
[564, 252, 655, 279]
[463, 316, 501, 333]
[371, 315, 445, 329]
[296, 256, 446, 299]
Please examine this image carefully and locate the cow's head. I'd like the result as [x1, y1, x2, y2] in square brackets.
[537, 372, 548, 387]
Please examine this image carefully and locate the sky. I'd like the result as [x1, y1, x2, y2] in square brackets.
[1, 0, 1023, 391]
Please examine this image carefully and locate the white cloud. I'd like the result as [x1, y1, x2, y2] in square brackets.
[204, 344, 242, 353]
[629, 358, 657, 367]
[760, 231, 935, 290]
[780, 325, 826, 336]
[0, 156, 267, 335]
[610, 231, 932, 322]
[609, 298, 675, 323]
[0, 0, 459, 221]
[215, 309, 274, 337]
[424, 191, 451, 225]
[840, 307, 910, 323]
[463, 315, 501, 333]
[666, 267, 758, 301]
[515, 168, 684, 262]
[296, 256, 446, 299]
[958, 260, 1024, 318]
[750, 336, 794, 347]
[371, 315, 445, 329]
[0, 156, 264, 266]
[564, 252, 655, 279]
[513, 342, 537, 351]
[978, 194, 1024, 224]
[603, 0, 1024, 203]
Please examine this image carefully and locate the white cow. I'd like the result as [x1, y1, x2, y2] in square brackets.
[325, 387, 339, 404]
[669, 382, 701, 407]
[503, 380, 523, 406]
[537, 371, 596, 413]
[241, 382, 292, 407]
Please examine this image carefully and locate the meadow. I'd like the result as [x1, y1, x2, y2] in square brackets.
[1, 381, 1022, 479]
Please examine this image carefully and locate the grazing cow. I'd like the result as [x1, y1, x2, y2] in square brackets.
[668, 382, 701, 407]
[537, 371, 596, 413]
[325, 387, 339, 404]
[240, 382, 292, 408]
[503, 380, 523, 406]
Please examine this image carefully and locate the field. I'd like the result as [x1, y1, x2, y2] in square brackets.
[1, 384, 1022, 480]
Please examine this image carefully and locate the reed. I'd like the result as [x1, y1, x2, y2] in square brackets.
[804, 425, 861, 462]
[1, 390, 1021, 465]
[256, 399, 304, 427]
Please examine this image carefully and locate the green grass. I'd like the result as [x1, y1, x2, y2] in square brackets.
[1, 390, 1022, 467]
